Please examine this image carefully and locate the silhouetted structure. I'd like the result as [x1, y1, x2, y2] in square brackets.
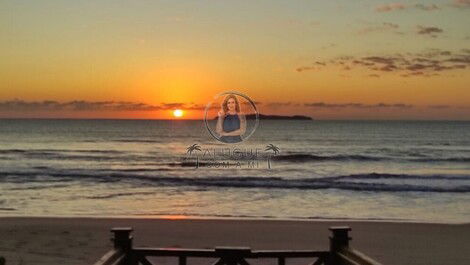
[93, 226, 383, 265]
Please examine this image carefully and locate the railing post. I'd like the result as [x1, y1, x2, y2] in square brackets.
[111, 227, 133, 250]
[328, 226, 351, 265]
[215, 247, 252, 265]
[111, 227, 135, 265]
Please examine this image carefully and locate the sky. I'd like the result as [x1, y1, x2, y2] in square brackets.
[1, 0, 469, 119]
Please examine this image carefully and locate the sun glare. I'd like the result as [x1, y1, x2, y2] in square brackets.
[173, 109, 184, 118]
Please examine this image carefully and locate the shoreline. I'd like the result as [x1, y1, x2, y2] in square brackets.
[1, 216, 469, 265]
[1, 214, 468, 225]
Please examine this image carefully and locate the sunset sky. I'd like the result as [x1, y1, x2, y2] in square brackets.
[1, 0, 469, 119]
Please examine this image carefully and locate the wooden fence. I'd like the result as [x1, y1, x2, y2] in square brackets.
[93, 226, 383, 265]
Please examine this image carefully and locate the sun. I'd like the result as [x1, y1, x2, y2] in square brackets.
[173, 109, 184, 118]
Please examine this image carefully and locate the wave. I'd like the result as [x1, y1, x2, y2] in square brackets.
[0, 149, 157, 162]
[0, 149, 123, 154]
[8, 184, 70, 190]
[272, 153, 470, 163]
[411, 157, 470, 162]
[113, 139, 162, 143]
[0, 207, 16, 211]
[85, 191, 156, 199]
[1, 171, 469, 193]
[273, 154, 385, 162]
[2, 149, 470, 164]
[329, 173, 470, 181]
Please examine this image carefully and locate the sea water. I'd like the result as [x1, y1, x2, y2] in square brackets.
[0, 119, 469, 223]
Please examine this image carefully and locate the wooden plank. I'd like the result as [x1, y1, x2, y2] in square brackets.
[137, 255, 154, 265]
[253, 250, 329, 258]
[134, 248, 217, 257]
[93, 249, 126, 265]
[110, 254, 127, 265]
[211, 258, 227, 265]
[336, 252, 360, 265]
[311, 257, 325, 265]
[339, 248, 383, 265]
[239, 258, 251, 265]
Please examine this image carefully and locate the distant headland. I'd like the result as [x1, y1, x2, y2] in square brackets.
[214, 114, 313, 120]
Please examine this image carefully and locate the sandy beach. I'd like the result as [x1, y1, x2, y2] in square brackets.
[0, 217, 468, 265]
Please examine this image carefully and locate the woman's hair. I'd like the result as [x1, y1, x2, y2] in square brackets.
[222, 94, 241, 113]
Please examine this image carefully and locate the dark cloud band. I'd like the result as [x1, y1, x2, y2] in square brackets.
[0, 100, 212, 112]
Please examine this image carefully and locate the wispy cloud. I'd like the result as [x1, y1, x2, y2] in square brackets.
[241, 101, 262, 107]
[320, 43, 337, 50]
[414, 4, 440, 11]
[451, 0, 470, 8]
[296, 49, 469, 77]
[375, 3, 407, 12]
[428, 105, 451, 109]
[417, 25, 444, 37]
[357, 22, 400, 35]
[304, 102, 413, 109]
[264, 102, 300, 108]
[375, 2, 444, 12]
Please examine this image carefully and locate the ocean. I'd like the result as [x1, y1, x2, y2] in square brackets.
[0, 119, 469, 223]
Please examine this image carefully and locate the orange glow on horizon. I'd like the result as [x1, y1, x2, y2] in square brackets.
[160, 215, 189, 220]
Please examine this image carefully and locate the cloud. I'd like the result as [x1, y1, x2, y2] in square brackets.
[262, 102, 462, 110]
[296, 49, 469, 77]
[373, 2, 470, 12]
[242, 101, 262, 106]
[415, 4, 440, 10]
[428, 105, 451, 109]
[451, 0, 470, 8]
[304, 102, 413, 109]
[375, 3, 407, 12]
[375, 2, 448, 12]
[264, 102, 300, 108]
[296, 66, 317, 72]
[417, 25, 444, 36]
[357, 22, 400, 35]
[0, 100, 265, 112]
[0, 100, 214, 112]
[161, 103, 185, 109]
[320, 43, 337, 50]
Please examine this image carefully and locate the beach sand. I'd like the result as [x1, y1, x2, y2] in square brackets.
[0, 217, 469, 265]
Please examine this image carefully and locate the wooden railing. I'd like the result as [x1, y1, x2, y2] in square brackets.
[93, 226, 383, 265]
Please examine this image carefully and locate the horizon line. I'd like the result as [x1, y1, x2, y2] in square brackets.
[1, 117, 470, 122]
